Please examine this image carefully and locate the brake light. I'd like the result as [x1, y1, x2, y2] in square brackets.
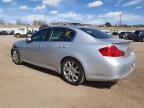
[99, 45, 125, 57]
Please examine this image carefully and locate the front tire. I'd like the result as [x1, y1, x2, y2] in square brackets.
[61, 58, 85, 85]
[141, 37, 144, 42]
[11, 48, 22, 65]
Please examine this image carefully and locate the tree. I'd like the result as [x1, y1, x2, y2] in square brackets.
[16, 19, 29, 25]
[33, 20, 45, 26]
[0, 19, 5, 24]
[16, 19, 23, 25]
[105, 22, 112, 27]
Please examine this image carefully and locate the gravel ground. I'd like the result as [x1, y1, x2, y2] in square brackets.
[0, 36, 144, 108]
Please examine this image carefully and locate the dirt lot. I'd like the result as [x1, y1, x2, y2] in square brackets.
[0, 36, 144, 108]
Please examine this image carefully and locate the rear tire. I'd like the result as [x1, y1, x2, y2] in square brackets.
[61, 58, 85, 85]
[11, 48, 22, 65]
[125, 36, 128, 40]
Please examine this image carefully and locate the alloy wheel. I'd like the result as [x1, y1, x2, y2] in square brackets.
[63, 60, 81, 82]
[12, 50, 19, 63]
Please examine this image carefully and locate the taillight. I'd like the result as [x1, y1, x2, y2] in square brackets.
[99, 45, 125, 57]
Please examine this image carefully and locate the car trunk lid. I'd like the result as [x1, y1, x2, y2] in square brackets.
[99, 38, 132, 57]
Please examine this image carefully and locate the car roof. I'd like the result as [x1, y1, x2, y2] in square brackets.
[43, 25, 94, 30]
[66, 26, 95, 29]
[121, 31, 131, 33]
[135, 30, 144, 32]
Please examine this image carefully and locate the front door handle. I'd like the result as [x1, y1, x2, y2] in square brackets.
[37, 45, 43, 48]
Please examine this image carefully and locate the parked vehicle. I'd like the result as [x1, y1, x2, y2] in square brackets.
[0, 30, 9, 35]
[112, 32, 119, 36]
[0, 30, 15, 35]
[11, 26, 135, 85]
[131, 30, 144, 42]
[119, 32, 133, 39]
[8, 30, 15, 35]
[14, 27, 31, 38]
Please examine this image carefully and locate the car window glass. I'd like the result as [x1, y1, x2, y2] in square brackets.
[134, 31, 140, 35]
[32, 28, 51, 42]
[50, 28, 75, 42]
[141, 31, 144, 35]
[80, 28, 112, 39]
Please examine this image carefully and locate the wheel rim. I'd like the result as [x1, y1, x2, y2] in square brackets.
[16, 34, 20, 38]
[18, 34, 20, 37]
[63, 61, 80, 82]
[13, 50, 19, 63]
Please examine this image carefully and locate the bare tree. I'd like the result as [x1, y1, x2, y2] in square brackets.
[16, 19, 23, 25]
[33, 20, 45, 26]
[0, 19, 5, 24]
[15, 19, 29, 25]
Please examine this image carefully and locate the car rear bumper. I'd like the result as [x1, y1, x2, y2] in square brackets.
[131, 36, 140, 41]
[85, 52, 136, 81]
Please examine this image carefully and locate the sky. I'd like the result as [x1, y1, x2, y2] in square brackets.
[0, 0, 144, 25]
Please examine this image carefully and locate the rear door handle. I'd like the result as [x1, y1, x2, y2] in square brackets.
[58, 45, 68, 48]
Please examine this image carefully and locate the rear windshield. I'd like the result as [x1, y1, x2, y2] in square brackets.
[80, 28, 112, 39]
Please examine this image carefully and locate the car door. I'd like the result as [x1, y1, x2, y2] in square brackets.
[22, 28, 52, 65]
[141, 31, 144, 36]
[21, 28, 26, 35]
[46, 27, 76, 70]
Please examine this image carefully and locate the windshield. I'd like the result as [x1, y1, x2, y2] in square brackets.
[134, 31, 140, 34]
[80, 28, 112, 39]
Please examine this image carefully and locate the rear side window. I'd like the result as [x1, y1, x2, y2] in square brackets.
[50, 27, 75, 42]
[80, 28, 112, 39]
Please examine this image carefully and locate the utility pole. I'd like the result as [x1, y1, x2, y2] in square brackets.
[44, 15, 47, 24]
[119, 14, 123, 26]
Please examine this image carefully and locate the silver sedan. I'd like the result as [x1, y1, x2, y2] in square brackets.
[11, 26, 135, 85]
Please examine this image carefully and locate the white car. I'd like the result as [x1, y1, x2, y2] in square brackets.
[14, 27, 30, 38]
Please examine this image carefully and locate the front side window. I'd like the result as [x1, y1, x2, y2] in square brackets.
[80, 28, 112, 39]
[19, 28, 25, 31]
[32, 28, 51, 42]
[50, 27, 75, 42]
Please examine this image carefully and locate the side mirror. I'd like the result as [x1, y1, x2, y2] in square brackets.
[26, 37, 32, 42]
[27, 34, 32, 37]
[26, 34, 32, 42]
